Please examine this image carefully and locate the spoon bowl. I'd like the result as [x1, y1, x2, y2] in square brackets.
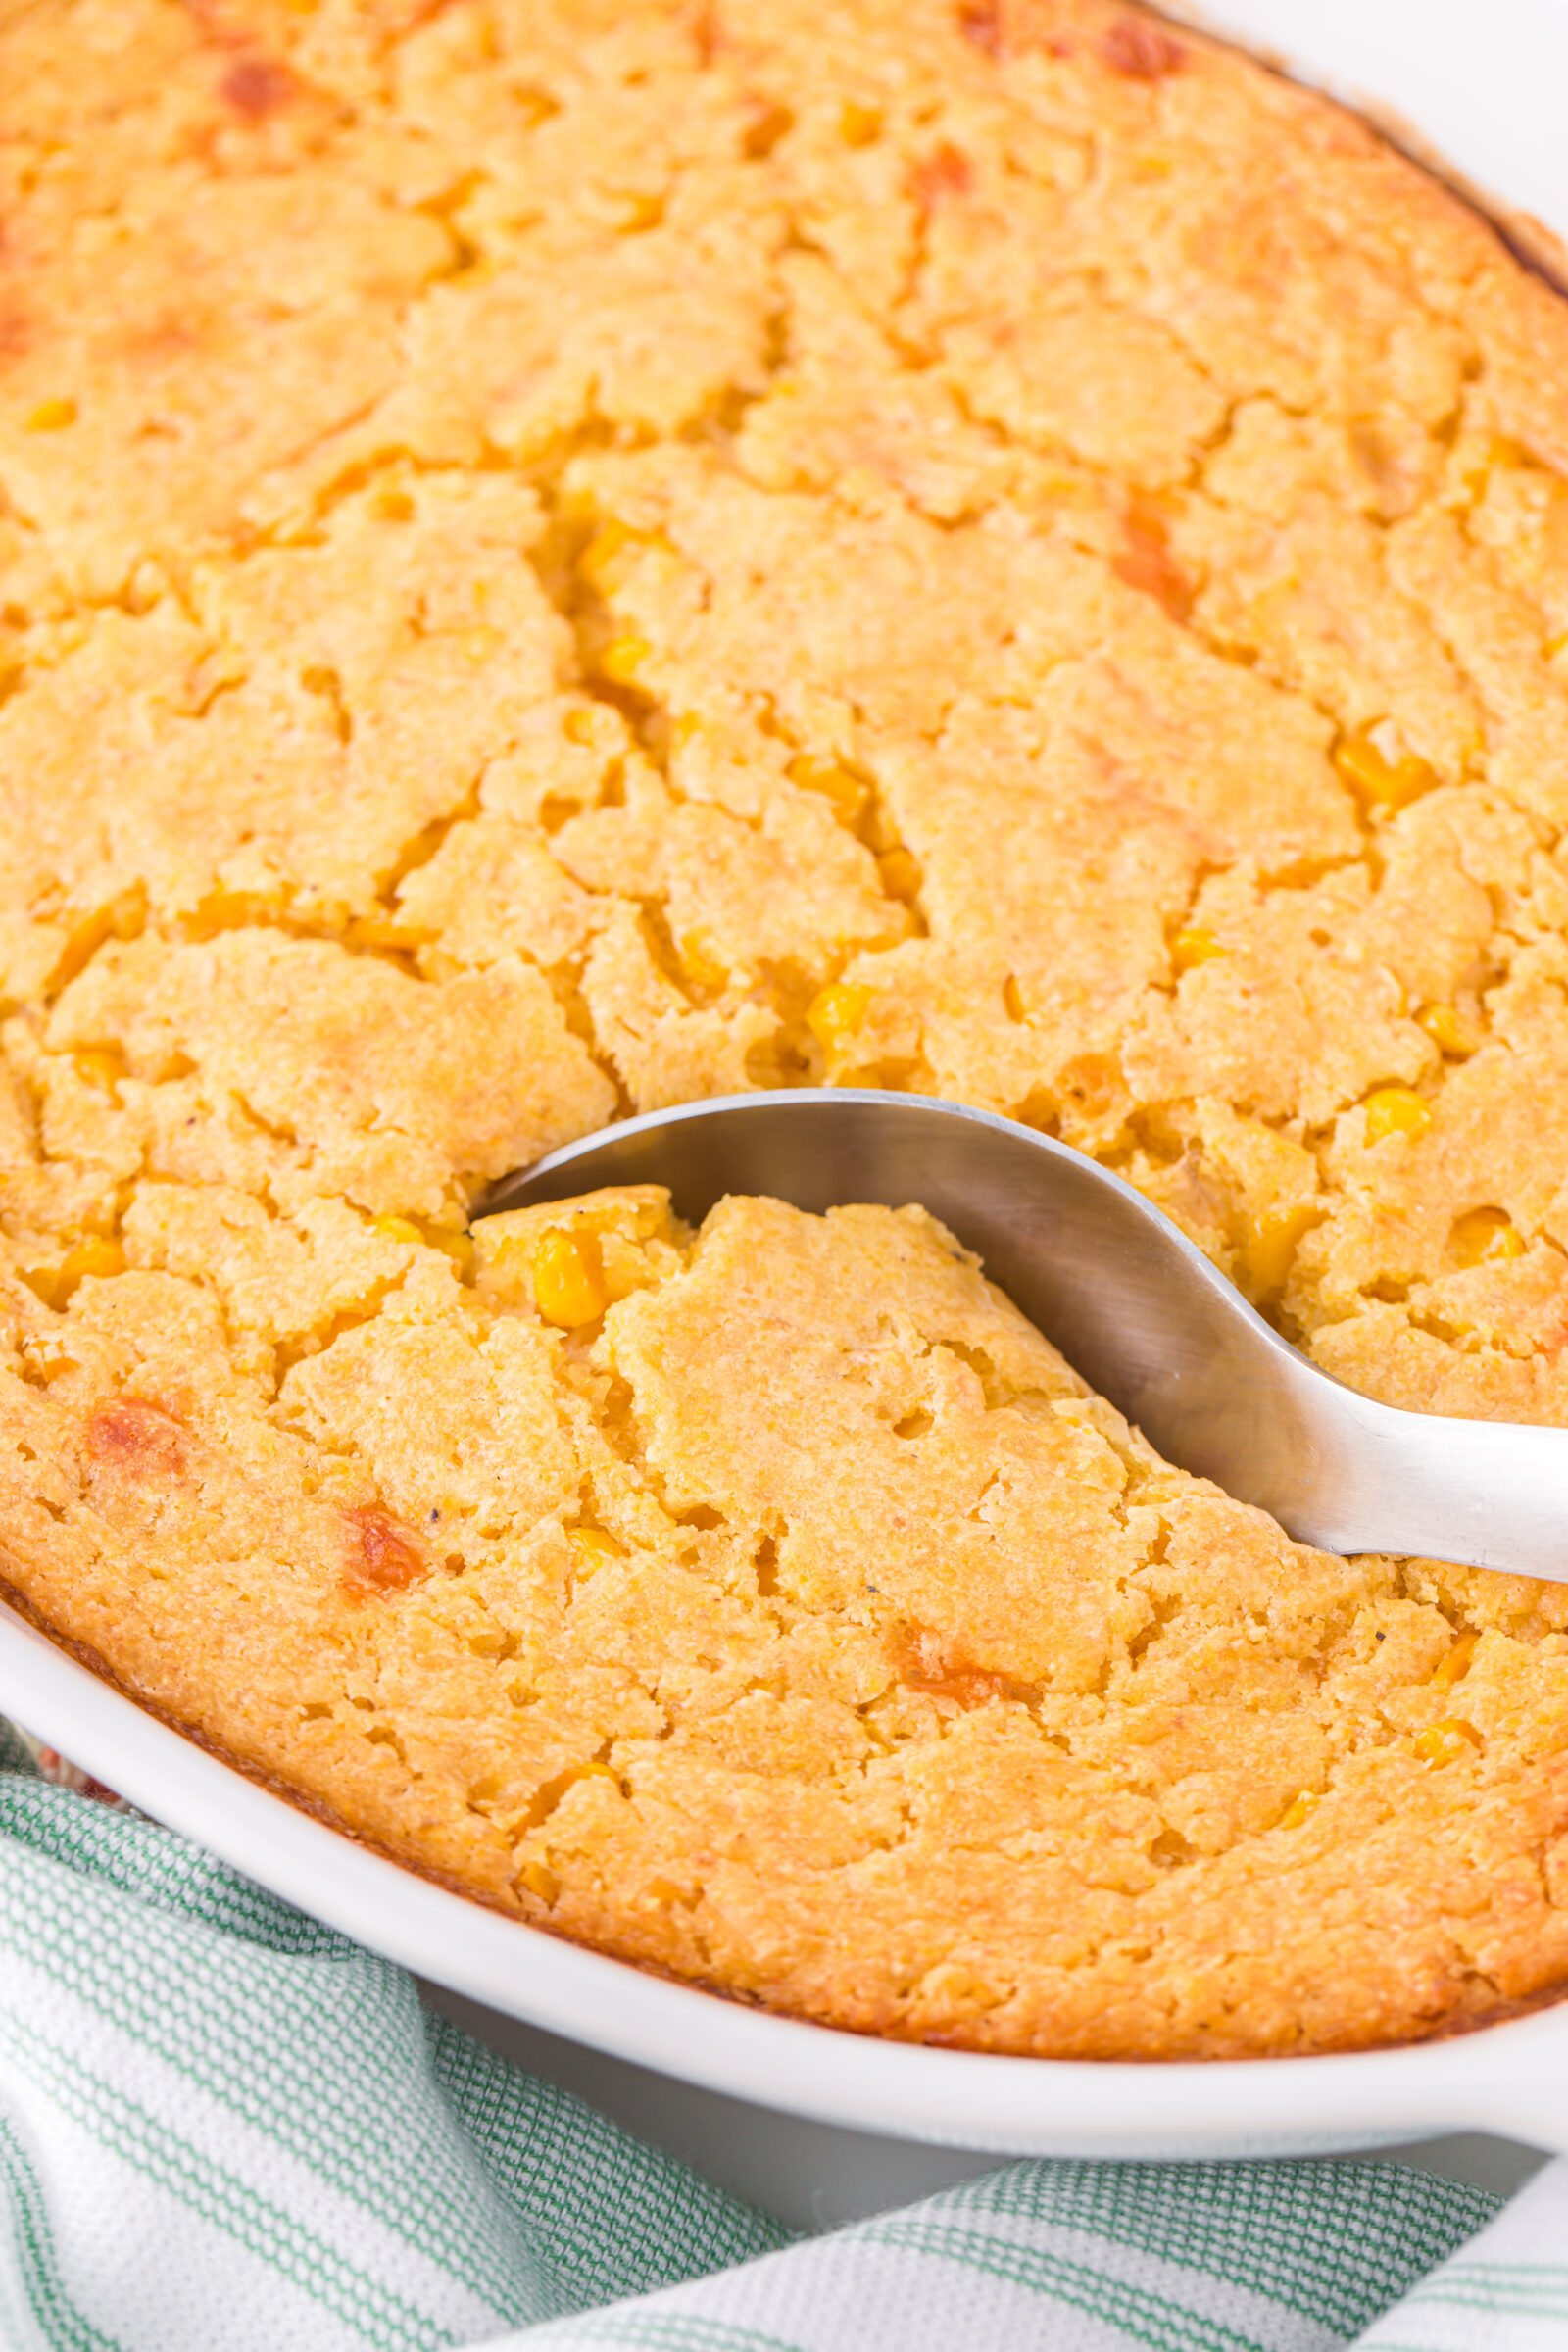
[481, 1088, 1568, 1583]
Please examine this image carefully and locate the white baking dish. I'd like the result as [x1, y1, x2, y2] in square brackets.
[8, 0, 1568, 2159]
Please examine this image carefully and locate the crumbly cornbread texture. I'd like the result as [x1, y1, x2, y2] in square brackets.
[7, 0, 1568, 2054]
[15, 1181, 1568, 2058]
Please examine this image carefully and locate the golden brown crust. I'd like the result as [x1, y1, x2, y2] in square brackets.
[7, 0, 1568, 2055]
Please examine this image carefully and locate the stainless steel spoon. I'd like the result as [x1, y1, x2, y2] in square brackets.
[478, 1088, 1568, 1583]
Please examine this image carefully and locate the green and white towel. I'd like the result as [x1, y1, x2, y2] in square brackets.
[0, 1724, 1562, 2352]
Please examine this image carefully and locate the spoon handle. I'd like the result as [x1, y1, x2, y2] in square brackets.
[1277, 1387, 1568, 1583]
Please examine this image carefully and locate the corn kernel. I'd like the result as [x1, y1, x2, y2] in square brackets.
[788, 755, 867, 822]
[464, 626, 502, 663]
[1334, 731, 1438, 816]
[24, 1332, 79, 1382]
[1244, 1201, 1320, 1303]
[374, 488, 415, 521]
[612, 189, 663, 232]
[518, 1859, 561, 1905]
[1451, 1205, 1526, 1268]
[1417, 1003, 1483, 1059]
[182, 888, 276, 941]
[25, 398, 77, 431]
[51, 887, 146, 988]
[840, 99, 882, 145]
[426, 1228, 475, 1281]
[581, 524, 670, 592]
[1172, 925, 1227, 974]
[1413, 1717, 1482, 1768]
[532, 1228, 610, 1327]
[1362, 1086, 1432, 1146]
[74, 1047, 125, 1095]
[579, 519, 634, 586]
[111, 888, 146, 939]
[62, 1238, 125, 1285]
[599, 636, 650, 686]
[567, 1526, 623, 1568]
[348, 916, 432, 953]
[368, 1213, 473, 1277]
[878, 846, 922, 902]
[1463, 433, 1528, 497]
[563, 706, 599, 746]
[1432, 1628, 1480, 1688]
[372, 1215, 424, 1248]
[679, 929, 729, 990]
[25, 1237, 126, 1309]
[859, 801, 900, 857]
[807, 981, 873, 1057]
[1278, 1790, 1320, 1831]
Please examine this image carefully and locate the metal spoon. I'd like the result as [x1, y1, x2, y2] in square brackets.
[478, 1087, 1568, 1583]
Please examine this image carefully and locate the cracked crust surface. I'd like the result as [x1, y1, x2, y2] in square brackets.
[13, 1182, 1568, 2057]
[6, 0, 1568, 2053]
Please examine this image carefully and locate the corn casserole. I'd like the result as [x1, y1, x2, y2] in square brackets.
[4, 0, 1568, 2055]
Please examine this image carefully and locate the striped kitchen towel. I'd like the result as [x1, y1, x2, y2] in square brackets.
[0, 1724, 1561, 2352]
